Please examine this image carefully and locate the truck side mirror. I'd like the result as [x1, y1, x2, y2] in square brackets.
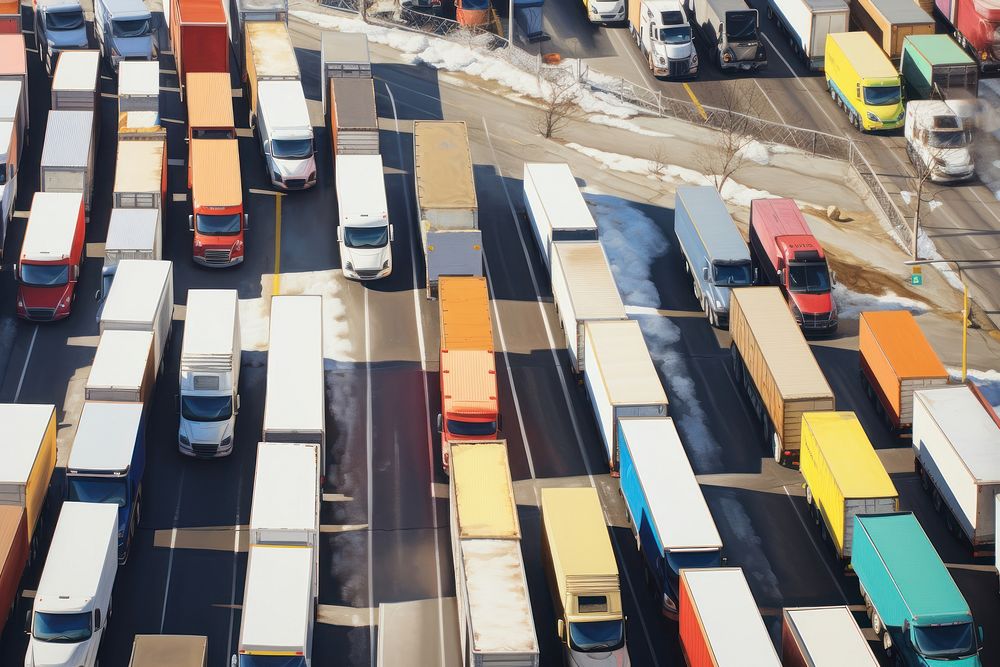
[72, 265, 80, 280]
[856, 83, 861, 99]
[23, 608, 31, 635]
[702, 266, 710, 281]
[557, 618, 564, 640]
[235, 395, 240, 414]
[389, 225, 395, 242]
[93, 608, 101, 630]
[188, 215, 194, 232]
[436, 413, 443, 433]
[979, 626, 984, 643]
[94, 289, 102, 302]
[753, 268, 759, 284]
[830, 271, 837, 285]
[336, 227, 342, 243]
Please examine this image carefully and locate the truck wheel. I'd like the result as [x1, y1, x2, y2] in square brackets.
[932, 488, 943, 512]
[872, 610, 884, 638]
[882, 630, 892, 655]
[772, 432, 782, 463]
[919, 465, 930, 491]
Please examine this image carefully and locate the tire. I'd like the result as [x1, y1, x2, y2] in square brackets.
[933, 488, 943, 512]
[805, 485, 813, 507]
[919, 466, 930, 491]
[872, 610, 884, 638]
[772, 430, 782, 463]
[882, 630, 893, 656]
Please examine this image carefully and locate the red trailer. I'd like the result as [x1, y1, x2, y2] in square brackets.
[937, 0, 1000, 73]
[0, 0, 19, 33]
[0, 505, 28, 631]
[170, 0, 229, 100]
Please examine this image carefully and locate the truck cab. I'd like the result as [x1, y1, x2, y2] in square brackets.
[905, 100, 974, 183]
[692, 0, 767, 71]
[189, 139, 247, 266]
[336, 154, 393, 280]
[16, 192, 85, 321]
[749, 198, 837, 335]
[437, 349, 500, 463]
[256, 80, 317, 190]
[825, 31, 904, 132]
[632, 0, 698, 78]
[32, 0, 88, 75]
[585, 0, 626, 23]
[93, 0, 154, 71]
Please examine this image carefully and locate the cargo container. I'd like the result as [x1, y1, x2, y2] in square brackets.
[765, 0, 848, 69]
[85, 330, 156, 403]
[913, 385, 1000, 553]
[328, 78, 379, 156]
[113, 138, 166, 211]
[674, 186, 753, 328]
[24, 502, 117, 667]
[39, 109, 96, 212]
[16, 192, 86, 321]
[129, 635, 208, 667]
[858, 310, 948, 433]
[118, 61, 163, 138]
[522, 162, 599, 270]
[227, 0, 288, 73]
[540, 487, 628, 664]
[850, 0, 933, 60]
[32, 0, 89, 76]
[244, 20, 299, 117]
[189, 139, 247, 267]
[800, 411, 898, 560]
[170, 0, 229, 100]
[185, 71, 236, 188]
[0, 403, 56, 546]
[336, 154, 392, 280]
[852, 512, 983, 662]
[449, 442, 539, 667]
[937, 0, 1000, 74]
[618, 417, 722, 616]
[0, 78, 25, 254]
[413, 121, 482, 298]
[900, 35, 978, 119]
[583, 320, 668, 471]
[0, 0, 19, 32]
[99, 259, 174, 372]
[0, 35, 29, 126]
[320, 31, 371, 113]
[678, 568, 781, 667]
[97, 208, 162, 308]
[0, 504, 26, 631]
[628, 0, 698, 78]
[94, 0, 154, 71]
[550, 242, 626, 374]
[729, 287, 834, 465]
[51, 49, 100, 111]
[825, 32, 905, 131]
[690, 0, 767, 70]
[781, 606, 879, 666]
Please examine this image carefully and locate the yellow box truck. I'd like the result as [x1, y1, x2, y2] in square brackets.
[825, 31, 904, 132]
[800, 411, 898, 562]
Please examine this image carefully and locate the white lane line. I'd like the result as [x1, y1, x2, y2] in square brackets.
[760, 33, 845, 136]
[780, 485, 849, 603]
[226, 470, 245, 656]
[364, 285, 376, 666]
[159, 469, 186, 633]
[751, 77, 787, 125]
[481, 117, 661, 667]
[968, 186, 1000, 226]
[13, 326, 38, 403]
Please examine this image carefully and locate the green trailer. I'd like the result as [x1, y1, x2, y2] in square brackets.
[900, 34, 978, 107]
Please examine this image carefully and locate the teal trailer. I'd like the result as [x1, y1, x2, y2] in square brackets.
[900, 35, 978, 106]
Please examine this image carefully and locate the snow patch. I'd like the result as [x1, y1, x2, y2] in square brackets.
[900, 190, 913, 206]
[589, 114, 673, 137]
[832, 284, 928, 319]
[928, 199, 943, 212]
[739, 140, 770, 166]
[947, 368, 1000, 412]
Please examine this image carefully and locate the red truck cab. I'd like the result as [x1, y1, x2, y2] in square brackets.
[189, 139, 246, 266]
[16, 191, 85, 321]
[941, 0, 1000, 73]
[749, 198, 838, 335]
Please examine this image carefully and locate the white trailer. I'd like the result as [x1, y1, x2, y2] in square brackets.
[781, 606, 879, 666]
[522, 163, 598, 270]
[583, 319, 668, 471]
[99, 259, 173, 373]
[765, 0, 848, 69]
[98, 208, 161, 307]
[550, 241, 626, 374]
[113, 138, 165, 210]
[50, 49, 100, 110]
[913, 385, 1000, 552]
[39, 109, 96, 212]
[85, 330, 155, 403]
[320, 31, 371, 113]
[118, 61, 163, 138]
[0, 81, 26, 252]
[336, 154, 392, 280]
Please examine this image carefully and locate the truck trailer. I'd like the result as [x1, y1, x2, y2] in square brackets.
[113, 138, 166, 211]
[98, 208, 162, 306]
[849, 0, 933, 60]
[170, 0, 229, 100]
[85, 330, 155, 403]
[0, 36, 29, 126]
[118, 61, 163, 138]
[765, 0, 847, 69]
[781, 606, 879, 666]
[39, 109, 96, 212]
[50, 49, 100, 111]
[937, 0, 1000, 73]
[328, 78, 379, 156]
[185, 71, 236, 188]
[900, 34, 978, 118]
[320, 31, 371, 113]
[522, 162, 599, 271]
[0, 403, 56, 547]
[99, 259, 174, 372]
[228, 0, 288, 73]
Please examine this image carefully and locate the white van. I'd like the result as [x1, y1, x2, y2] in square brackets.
[335, 154, 392, 280]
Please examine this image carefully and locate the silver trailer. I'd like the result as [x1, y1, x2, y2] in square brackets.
[765, 0, 848, 69]
[39, 109, 96, 212]
[329, 78, 379, 156]
[320, 31, 371, 113]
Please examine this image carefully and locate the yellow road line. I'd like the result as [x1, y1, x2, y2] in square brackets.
[273, 194, 282, 296]
[683, 83, 708, 121]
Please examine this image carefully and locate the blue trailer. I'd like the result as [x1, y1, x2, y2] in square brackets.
[617, 417, 722, 616]
[66, 401, 146, 563]
[852, 512, 983, 665]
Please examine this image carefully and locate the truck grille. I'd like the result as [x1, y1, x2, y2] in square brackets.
[191, 442, 219, 457]
[356, 268, 381, 279]
[802, 312, 833, 328]
[284, 179, 306, 190]
[669, 60, 689, 77]
[25, 308, 56, 321]
[203, 249, 232, 264]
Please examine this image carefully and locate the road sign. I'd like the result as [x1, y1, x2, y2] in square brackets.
[911, 266, 923, 286]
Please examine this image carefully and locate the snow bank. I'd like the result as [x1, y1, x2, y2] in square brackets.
[739, 140, 770, 166]
[589, 114, 673, 137]
[947, 367, 1000, 411]
[832, 283, 928, 319]
[916, 228, 966, 292]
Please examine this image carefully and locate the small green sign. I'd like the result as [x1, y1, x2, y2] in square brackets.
[911, 273, 923, 286]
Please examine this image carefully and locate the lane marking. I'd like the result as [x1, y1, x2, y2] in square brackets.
[226, 470, 246, 657]
[683, 83, 707, 121]
[13, 326, 38, 403]
[752, 78, 787, 125]
[161, 117, 185, 125]
[272, 194, 283, 296]
[759, 33, 844, 135]
[320, 523, 369, 533]
[968, 187, 1000, 226]
[159, 469, 186, 633]
[100, 92, 117, 100]
[364, 285, 376, 667]
[780, 485, 849, 603]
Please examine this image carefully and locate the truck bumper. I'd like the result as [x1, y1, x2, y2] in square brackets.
[179, 438, 234, 458]
[930, 167, 975, 183]
[193, 254, 245, 268]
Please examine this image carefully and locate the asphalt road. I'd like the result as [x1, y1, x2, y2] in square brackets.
[0, 9, 998, 667]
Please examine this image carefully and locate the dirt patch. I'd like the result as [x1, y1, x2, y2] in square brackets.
[828, 256, 935, 307]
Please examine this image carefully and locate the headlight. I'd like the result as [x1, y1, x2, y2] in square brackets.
[691, 53, 698, 66]
[866, 111, 879, 123]
[179, 434, 190, 445]
[897, 110, 905, 122]
[791, 303, 802, 321]
[221, 436, 232, 447]
[383, 260, 390, 269]
[193, 238, 203, 248]
[714, 299, 724, 310]
[345, 262, 354, 273]
[656, 55, 665, 65]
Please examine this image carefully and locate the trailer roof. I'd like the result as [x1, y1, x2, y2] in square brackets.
[106, 208, 159, 250]
[439, 276, 493, 351]
[183, 289, 238, 358]
[451, 442, 520, 539]
[828, 32, 898, 79]
[441, 349, 498, 416]
[87, 330, 154, 392]
[250, 442, 319, 537]
[36, 502, 118, 609]
[22, 192, 82, 261]
[802, 412, 897, 499]
[915, 385, 1000, 482]
[41, 110, 94, 168]
[859, 311, 947, 380]
[676, 186, 751, 263]
[52, 50, 99, 92]
[865, 0, 932, 25]
[237, 0, 289, 11]
[241, 545, 313, 652]
[264, 295, 325, 437]
[247, 21, 299, 78]
[101, 259, 172, 326]
[69, 402, 144, 471]
[177, 0, 226, 24]
[186, 72, 235, 128]
[681, 568, 780, 666]
[621, 417, 722, 550]
[797, 0, 848, 12]
[0, 81, 19, 121]
[552, 242, 626, 321]
[191, 139, 242, 207]
[413, 121, 478, 211]
[119, 61, 160, 98]
[331, 78, 377, 128]
[334, 154, 386, 221]
[783, 607, 879, 666]
[0, 404, 54, 485]
[321, 31, 370, 65]
[731, 288, 833, 400]
[130, 635, 208, 667]
[540, 487, 617, 580]
[114, 139, 164, 195]
[0, 34, 26, 76]
[524, 163, 597, 233]
[903, 34, 973, 65]
[584, 320, 668, 407]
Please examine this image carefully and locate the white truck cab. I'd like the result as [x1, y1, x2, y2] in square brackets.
[586, 0, 626, 23]
[257, 80, 317, 191]
[904, 100, 974, 183]
[335, 154, 393, 280]
[632, 0, 698, 78]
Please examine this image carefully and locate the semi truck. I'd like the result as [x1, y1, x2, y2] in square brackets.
[320, 31, 371, 114]
[729, 287, 835, 465]
[99, 259, 174, 372]
[189, 139, 247, 267]
[85, 330, 155, 403]
[50, 49, 99, 111]
[97, 208, 161, 309]
[852, 512, 983, 663]
[16, 191, 86, 322]
[799, 411, 898, 561]
[328, 78, 379, 156]
[749, 198, 837, 334]
[550, 241, 626, 374]
[185, 71, 236, 188]
[335, 154, 393, 280]
[0, 402, 56, 555]
[227, 0, 288, 73]
[583, 319, 668, 472]
[0, 78, 25, 254]
[628, 0, 699, 78]
[900, 35, 978, 119]
[689, 0, 767, 70]
[618, 417, 723, 616]
[850, 0, 934, 60]
[118, 60, 163, 138]
[437, 276, 499, 471]
[913, 385, 1000, 554]
[67, 401, 146, 562]
[413, 121, 482, 298]
[825, 31, 905, 132]
[781, 606, 879, 666]
[583, 0, 626, 24]
[39, 109, 96, 212]
[0, 35, 28, 127]
[24, 502, 118, 667]
[674, 186, 753, 328]
[130, 635, 208, 667]
[244, 20, 299, 115]
[33, 0, 89, 75]
[178, 289, 242, 458]
[858, 310, 950, 434]
[450, 442, 539, 666]
[937, 0, 1000, 73]
[113, 138, 166, 211]
[93, 0, 154, 70]
[678, 568, 781, 667]
[170, 0, 229, 100]
[764, 0, 848, 69]
[522, 162, 599, 271]
[904, 101, 975, 183]
[540, 487, 629, 665]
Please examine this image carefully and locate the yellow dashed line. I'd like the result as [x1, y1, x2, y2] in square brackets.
[683, 83, 707, 121]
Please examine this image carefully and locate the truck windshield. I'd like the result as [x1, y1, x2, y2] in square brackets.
[271, 139, 313, 160]
[113, 18, 150, 37]
[0, 168, 6, 185]
[447, 419, 497, 437]
[726, 11, 757, 41]
[912, 622, 976, 658]
[182, 395, 233, 422]
[657, 26, 691, 44]
[68, 477, 128, 507]
[19, 264, 69, 287]
[193, 128, 235, 140]
[33, 612, 92, 643]
[713, 262, 751, 285]
[196, 213, 241, 236]
[238, 656, 308, 667]
[863, 86, 901, 107]
[928, 131, 970, 149]
[787, 262, 830, 293]
[45, 10, 84, 30]
[344, 225, 389, 249]
[568, 620, 625, 653]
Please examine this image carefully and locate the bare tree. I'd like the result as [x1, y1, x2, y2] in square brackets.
[698, 82, 765, 192]
[905, 139, 947, 261]
[535, 70, 577, 139]
[648, 143, 670, 178]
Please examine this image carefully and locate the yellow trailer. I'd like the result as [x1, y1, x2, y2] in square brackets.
[800, 411, 897, 561]
[0, 404, 57, 543]
[825, 32, 904, 132]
